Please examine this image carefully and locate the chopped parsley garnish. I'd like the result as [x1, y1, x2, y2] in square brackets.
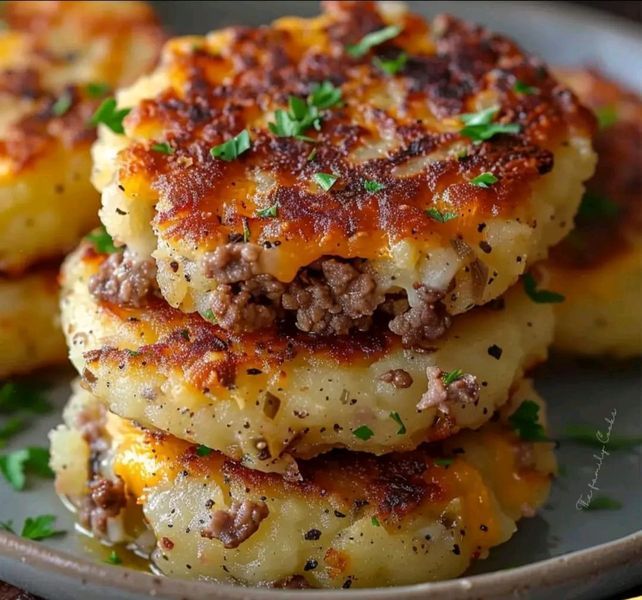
[201, 309, 217, 323]
[269, 81, 342, 140]
[371, 516, 380, 527]
[0, 418, 24, 448]
[0, 447, 53, 491]
[85, 82, 110, 98]
[434, 458, 453, 467]
[20, 514, 64, 541]
[577, 192, 619, 221]
[151, 142, 174, 155]
[313, 172, 338, 191]
[563, 425, 642, 451]
[595, 104, 618, 129]
[105, 550, 123, 565]
[441, 369, 464, 386]
[470, 172, 498, 188]
[307, 147, 318, 162]
[52, 91, 73, 117]
[210, 129, 251, 161]
[352, 425, 374, 441]
[346, 25, 403, 58]
[196, 445, 213, 457]
[363, 179, 386, 193]
[85, 226, 118, 254]
[0, 382, 51, 415]
[426, 207, 457, 223]
[373, 52, 407, 75]
[389, 412, 406, 435]
[513, 80, 538, 95]
[460, 106, 520, 143]
[90, 98, 131, 134]
[584, 496, 622, 511]
[242, 218, 251, 242]
[508, 400, 549, 442]
[256, 203, 279, 218]
[523, 272, 565, 304]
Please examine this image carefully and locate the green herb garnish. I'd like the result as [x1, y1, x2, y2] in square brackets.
[523, 272, 565, 304]
[353, 425, 374, 441]
[508, 400, 549, 442]
[460, 106, 520, 143]
[85, 82, 110, 98]
[363, 180, 386, 193]
[196, 445, 213, 457]
[52, 91, 73, 117]
[90, 98, 131, 134]
[0, 447, 53, 491]
[242, 218, 251, 242]
[373, 52, 407, 75]
[371, 516, 380, 527]
[309, 80, 343, 110]
[426, 208, 457, 223]
[389, 412, 406, 435]
[85, 226, 118, 254]
[0, 418, 24, 448]
[201, 309, 217, 323]
[563, 425, 642, 451]
[313, 172, 338, 191]
[513, 80, 538, 95]
[256, 203, 279, 218]
[441, 369, 464, 386]
[151, 142, 174, 155]
[0, 382, 51, 415]
[585, 496, 622, 511]
[346, 25, 402, 58]
[434, 458, 453, 467]
[470, 172, 498, 188]
[210, 129, 251, 161]
[20, 515, 64, 541]
[595, 105, 618, 129]
[577, 192, 619, 221]
[105, 550, 122, 565]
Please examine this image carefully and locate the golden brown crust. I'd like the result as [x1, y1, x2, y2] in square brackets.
[118, 3, 593, 267]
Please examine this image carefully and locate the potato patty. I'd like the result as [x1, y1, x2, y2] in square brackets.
[547, 69, 642, 357]
[50, 380, 555, 588]
[0, 1, 163, 274]
[92, 0, 595, 343]
[0, 267, 66, 378]
[60, 242, 553, 473]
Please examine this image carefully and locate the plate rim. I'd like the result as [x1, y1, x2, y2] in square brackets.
[0, 529, 640, 598]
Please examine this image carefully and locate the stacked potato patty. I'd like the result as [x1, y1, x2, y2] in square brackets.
[50, 1, 597, 588]
[0, 0, 163, 378]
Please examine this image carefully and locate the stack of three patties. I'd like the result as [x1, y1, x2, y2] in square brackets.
[50, 1, 597, 589]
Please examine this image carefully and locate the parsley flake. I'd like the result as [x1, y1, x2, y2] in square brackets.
[307, 147, 318, 162]
[90, 98, 131, 134]
[426, 207, 457, 223]
[513, 80, 538, 95]
[256, 203, 279, 218]
[242, 218, 251, 242]
[85, 82, 110, 98]
[577, 192, 619, 221]
[20, 514, 64, 541]
[0, 382, 51, 415]
[85, 226, 118, 254]
[434, 458, 453, 467]
[371, 516, 380, 527]
[313, 172, 338, 191]
[460, 106, 521, 142]
[441, 369, 464, 386]
[352, 425, 374, 441]
[309, 80, 343, 110]
[196, 445, 213, 457]
[201, 309, 217, 324]
[373, 52, 407, 75]
[0, 418, 24, 448]
[508, 400, 549, 442]
[0, 447, 53, 491]
[346, 25, 402, 58]
[584, 496, 623, 511]
[563, 425, 642, 451]
[523, 273, 565, 304]
[363, 179, 385, 193]
[470, 172, 498, 188]
[105, 550, 122, 565]
[210, 129, 251, 161]
[389, 412, 406, 435]
[52, 91, 73, 117]
[595, 105, 618, 129]
[151, 142, 174, 155]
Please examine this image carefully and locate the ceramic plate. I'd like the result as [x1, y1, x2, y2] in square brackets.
[0, 2, 641, 599]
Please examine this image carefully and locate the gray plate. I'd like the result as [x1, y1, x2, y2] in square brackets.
[1, 1, 641, 599]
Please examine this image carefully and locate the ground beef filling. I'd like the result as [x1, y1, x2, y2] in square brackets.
[418, 366, 480, 413]
[79, 477, 127, 536]
[201, 244, 452, 346]
[89, 249, 157, 308]
[201, 499, 269, 549]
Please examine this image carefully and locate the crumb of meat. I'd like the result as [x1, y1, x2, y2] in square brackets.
[202, 243, 262, 283]
[79, 477, 127, 536]
[417, 366, 480, 412]
[379, 369, 413, 389]
[88, 249, 156, 307]
[201, 499, 269, 549]
[282, 258, 382, 335]
[388, 286, 452, 349]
